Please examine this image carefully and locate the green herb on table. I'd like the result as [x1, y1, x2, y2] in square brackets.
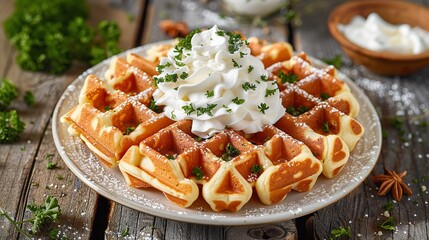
[0, 110, 25, 143]
[24, 91, 36, 106]
[383, 201, 394, 211]
[221, 143, 240, 161]
[121, 226, 129, 237]
[47, 161, 57, 170]
[4, 0, 122, 73]
[45, 153, 55, 161]
[242, 82, 256, 91]
[192, 166, 204, 180]
[323, 55, 343, 69]
[381, 216, 396, 231]
[330, 226, 351, 239]
[0, 195, 61, 238]
[0, 79, 18, 110]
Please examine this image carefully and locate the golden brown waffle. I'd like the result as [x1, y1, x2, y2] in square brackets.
[61, 40, 364, 212]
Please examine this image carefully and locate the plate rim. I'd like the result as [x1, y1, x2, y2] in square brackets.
[52, 42, 382, 225]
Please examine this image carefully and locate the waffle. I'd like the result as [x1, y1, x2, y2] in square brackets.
[61, 39, 364, 212]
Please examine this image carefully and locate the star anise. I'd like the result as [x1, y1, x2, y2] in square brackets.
[371, 168, 412, 201]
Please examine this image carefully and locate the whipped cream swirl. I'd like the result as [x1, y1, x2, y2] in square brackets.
[152, 26, 285, 138]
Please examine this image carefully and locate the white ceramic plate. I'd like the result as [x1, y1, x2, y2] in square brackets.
[52, 42, 382, 225]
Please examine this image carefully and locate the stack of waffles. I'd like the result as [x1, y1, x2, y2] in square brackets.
[61, 39, 364, 212]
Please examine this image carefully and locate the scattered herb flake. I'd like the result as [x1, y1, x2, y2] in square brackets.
[330, 226, 351, 239]
[179, 71, 189, 79]
[383, 201, 394, 211]
[323, 54, 343, 69]
[322, 122, 329, 133]
[24, 91, 35, 106]
[260, 75, 268, 82]
[279, 71, 298, 84]
[247, 65, 254, 73]
[232, 97, 245, 105]
[258, 103, 269, 114]
[265, 88, 277, 97]
[205, 90, 214, 98]
[221, 143, 240, 161]
[232, 59, 242, 68]
[192, 166, 204, 180]
[182, 103, 195, 115]
[47, 161, 57, 170]
[125, 127, 135, 135]
[381, 217, 396, 231]
[148, 97, 162, 113]
[251, 164, 263, 174]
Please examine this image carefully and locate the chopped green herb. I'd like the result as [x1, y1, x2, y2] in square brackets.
[0, 110, 25, 143]
[156, 62, 171, 73]
[171, 110, 176, 120]
[413, 178, 419, 184]
[175, 59, 185, 67]
[121, 226, 129, 237]
[258, 103, 269, 114]
[192, 166, 204, 180]
[125, 127, 135, 135]
[279, 71, 298, 84]
[232, 59, 242, 68]
[47, 161, 57, 169]
[165, 73, 178, 83]
[104, 105, 112, 111]
[205, 90, 214, 98]
[320, 93, 331, 101]
[56, 175, 64, 180]
[176, 29, 201, 51]
[221, 143, 240, 161]
[383, 201, 394, 211]
[330, 226, 351, 239]
[260, 75, 268, 82]
[45, 153, 55, 161]
[247, 65, 254, 73]
[232, 97, 245, 105]
[265, 88, 277, 97]
[165, 154, 176, 160]
[182, 103, 195, 115]
[285, 106, 309, 116]
[48, 228, 60, 239]
[179, 71, 189, 79]
[251, 164, 263, 174]
[239, 52, 246, 58]
[194, 136, 203, 142]
[381, 217, 396, 231]
[226, 31, 245, 54]
[148, 98, 162, 113]
[196, 104, 217, 116]
[322, 122, 329, 133]
[20, 145, 26, 151]
[242, 82, 256, 91]
[24, 91, 36, 106]
[215, 30, 225, 36]
[323, 54, 342, 69]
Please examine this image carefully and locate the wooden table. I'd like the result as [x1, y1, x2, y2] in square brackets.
[1, 0, 428, 239]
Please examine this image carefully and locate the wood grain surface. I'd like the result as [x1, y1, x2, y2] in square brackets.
[0, 0, 428, 239]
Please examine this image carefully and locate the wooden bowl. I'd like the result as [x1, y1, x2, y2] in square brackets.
[328, 0, 429, 76]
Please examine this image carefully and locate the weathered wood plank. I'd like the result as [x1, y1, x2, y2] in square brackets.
[294, 0, 429, 239]
[0, 0, 143, 239]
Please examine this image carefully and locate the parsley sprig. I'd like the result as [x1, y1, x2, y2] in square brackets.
[330, 226, 351, 239]
[0, 195, 61, 238]
[279, 71, 298, 84]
